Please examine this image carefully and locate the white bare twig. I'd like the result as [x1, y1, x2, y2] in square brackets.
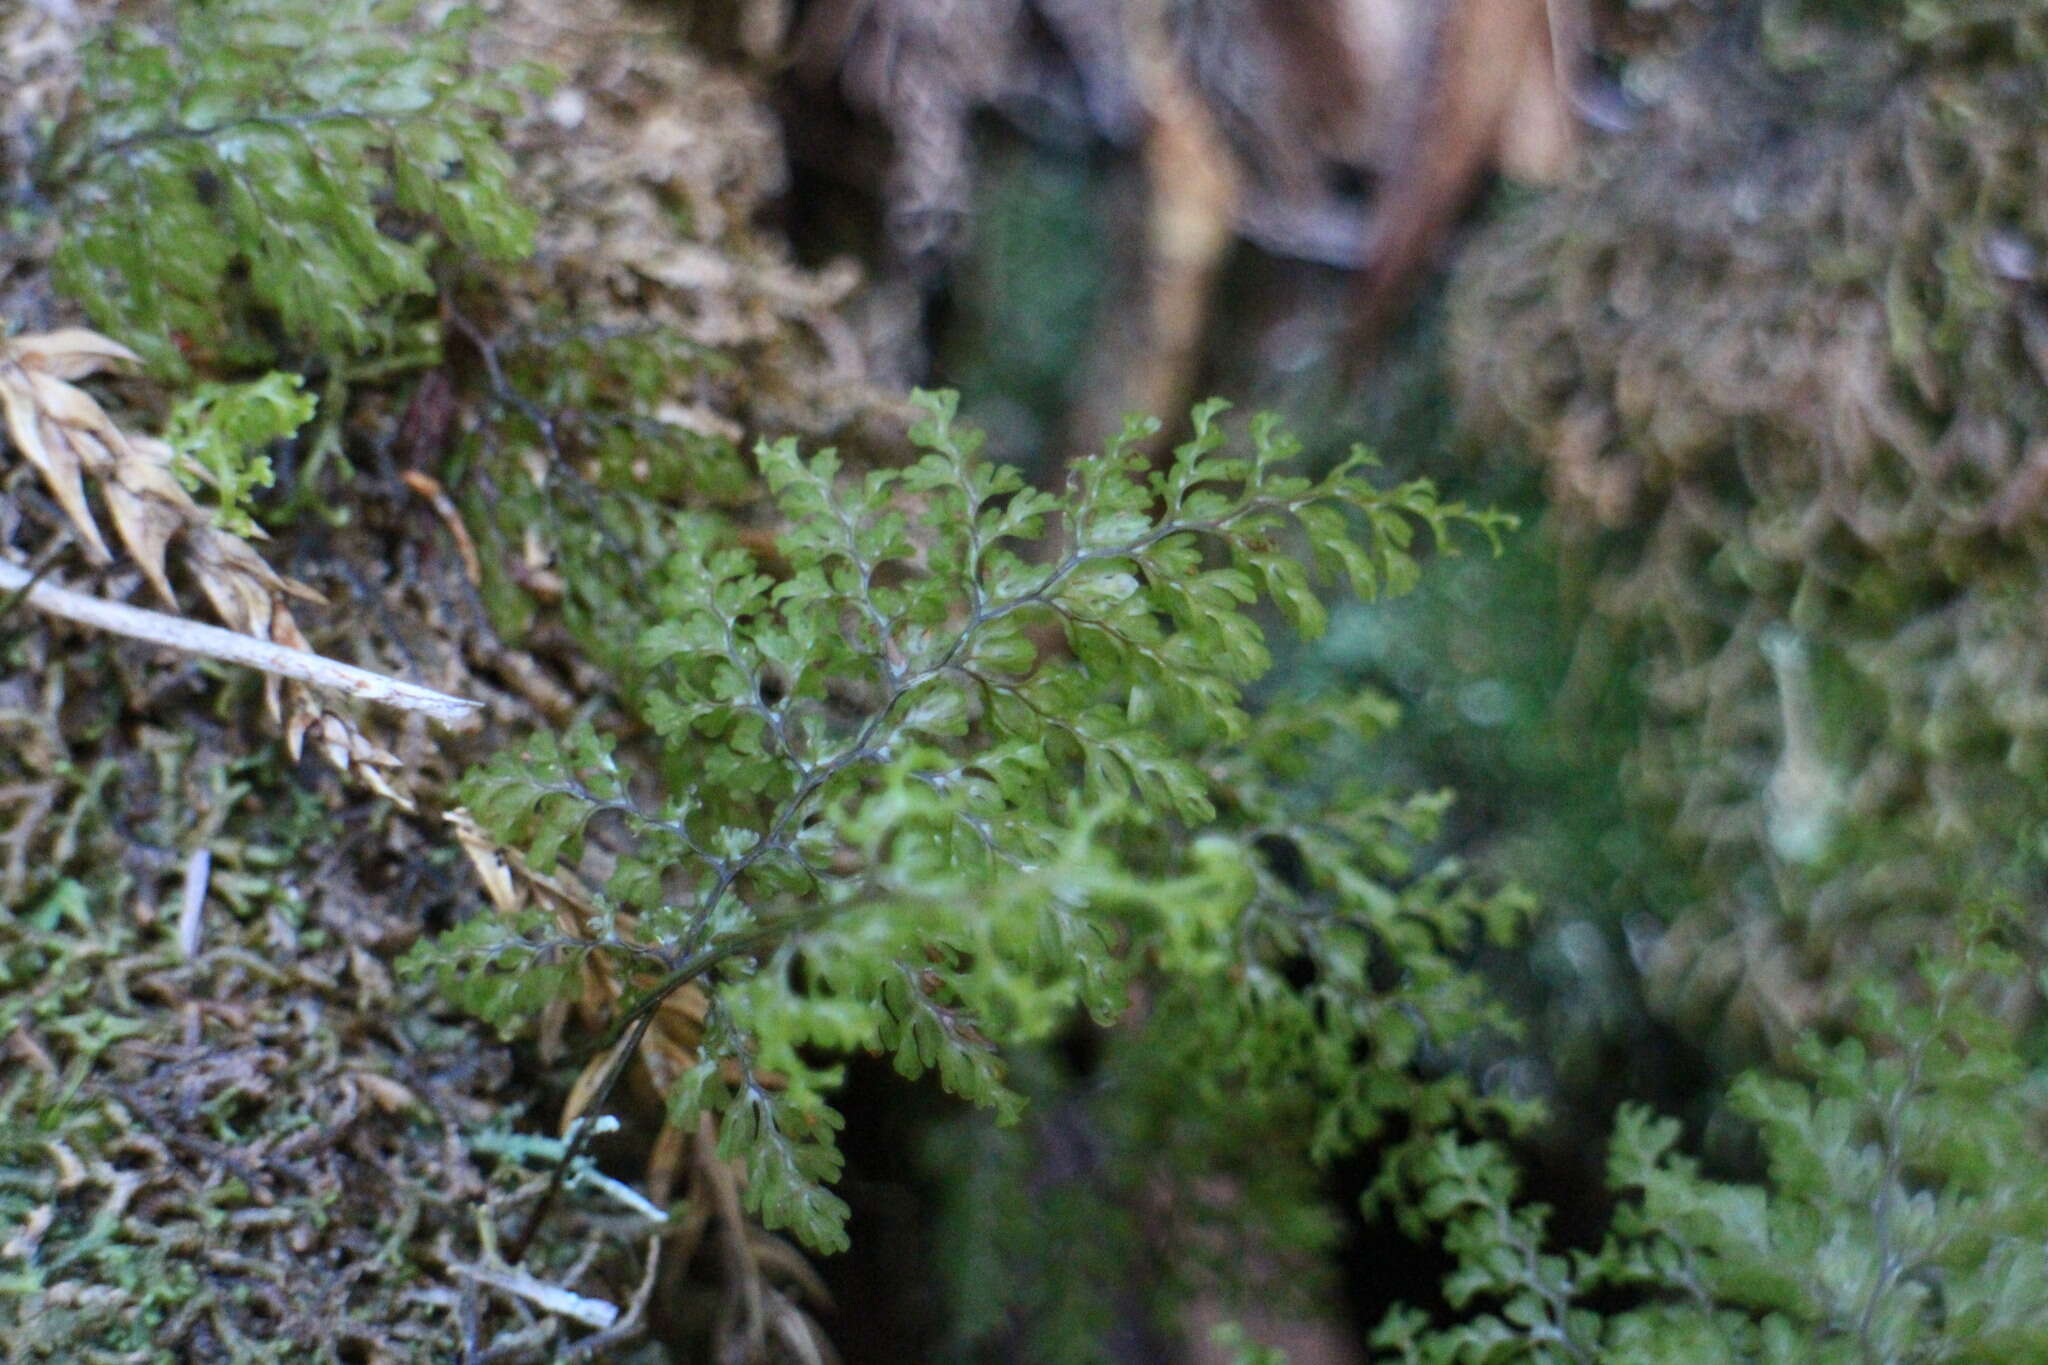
[447, 1260, 620, 1331]
[179, 846, 212, 959]
[0, 558, 482, 725]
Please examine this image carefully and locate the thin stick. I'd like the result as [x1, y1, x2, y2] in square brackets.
[0, 558, 482, 724]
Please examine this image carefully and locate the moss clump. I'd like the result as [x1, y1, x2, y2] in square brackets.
[1451, 14, 2048, 1049]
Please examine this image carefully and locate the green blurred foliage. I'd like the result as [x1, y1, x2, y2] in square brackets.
[939, 141, 1115, 468]
[1374, 911, 2048, 1364]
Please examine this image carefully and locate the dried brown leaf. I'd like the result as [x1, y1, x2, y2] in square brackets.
[14, 326, 142, 381]
[0, 342, 115, 560]
[101, 434, 197, 603]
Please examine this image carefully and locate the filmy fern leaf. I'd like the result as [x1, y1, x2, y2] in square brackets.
[419, 392, 1516, 1252]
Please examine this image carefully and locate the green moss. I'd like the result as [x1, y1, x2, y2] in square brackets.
[42, 0, 540, 376]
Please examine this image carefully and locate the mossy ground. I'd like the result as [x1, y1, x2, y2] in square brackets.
[1, 0, 859, 1358]
[0, 629, 674, 1362]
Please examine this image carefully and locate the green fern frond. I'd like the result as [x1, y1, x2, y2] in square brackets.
[415, 391, 1516, 1253]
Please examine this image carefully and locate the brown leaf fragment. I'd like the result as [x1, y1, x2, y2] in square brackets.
[402, 468, 483, 586]
[645, 1121, 689, 1208]
[316, 714, 359, 775]
[450, 809, 522, 912]
[184, 526, 322, 636]
[0, 331, 407, 813]
[349, 1071, 421, 1115]
[13, 327, 141, 381]
[0, 346, 113, 561]
[102, 435, 199, 603]
[285, 707, 315, 761]
[561, 1037, 631, 1136]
